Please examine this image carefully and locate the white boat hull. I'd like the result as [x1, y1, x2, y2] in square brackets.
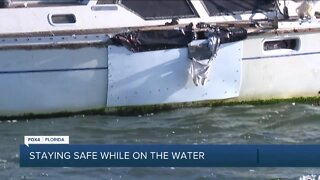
[240, 32, 320, 100]
[0, 47, 108, 116]
[107, 42, 242, 107]
[0, 0, 319, 117]
[0, 31, 319, 117]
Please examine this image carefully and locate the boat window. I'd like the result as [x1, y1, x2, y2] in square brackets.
[202, 0, 274, 16]
[97, 0, 117, 4]
[51, 14, 77, 24]
[120, 0, 197, 20]
[0, 1, 7, 8]
[264, 39, 299, 51]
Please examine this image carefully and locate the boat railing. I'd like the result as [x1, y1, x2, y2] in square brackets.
[0, 0, 89, 8]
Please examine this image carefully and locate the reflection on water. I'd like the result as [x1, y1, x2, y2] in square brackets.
[1, 103, 320, 179]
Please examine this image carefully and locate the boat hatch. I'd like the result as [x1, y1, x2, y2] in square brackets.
[97, 0, 198, 20]
[202, 0, 274, 16]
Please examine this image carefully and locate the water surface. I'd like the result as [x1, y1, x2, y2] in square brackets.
[1, 103, 320, 179]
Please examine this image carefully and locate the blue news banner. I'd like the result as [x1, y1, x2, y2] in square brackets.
[20, 145, 320, 167]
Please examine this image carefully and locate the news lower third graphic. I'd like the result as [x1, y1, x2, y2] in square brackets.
[24, 136, 69, 147]
[20, 136, 320, 167]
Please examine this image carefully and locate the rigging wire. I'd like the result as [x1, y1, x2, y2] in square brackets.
[275, 0, 289, 19]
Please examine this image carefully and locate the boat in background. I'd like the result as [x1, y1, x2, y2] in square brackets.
[0, 0, 320, 117]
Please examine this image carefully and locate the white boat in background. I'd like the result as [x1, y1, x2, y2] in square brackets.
[0, 0, 320, 117]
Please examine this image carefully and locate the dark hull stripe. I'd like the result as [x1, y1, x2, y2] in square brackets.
[242, 51, 320, 60]
[0, 67, 108, 74]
